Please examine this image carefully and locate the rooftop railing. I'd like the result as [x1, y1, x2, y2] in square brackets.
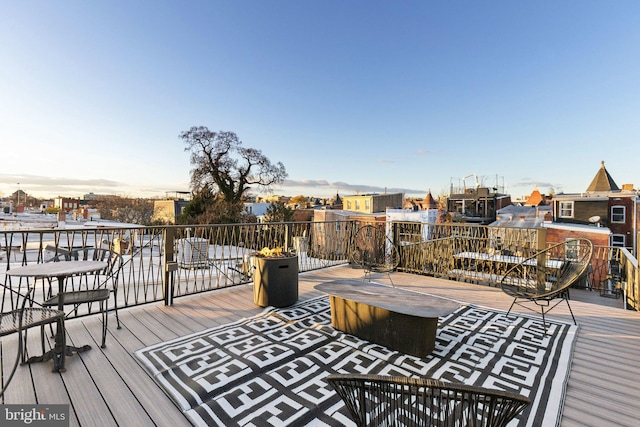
[391, 221, 639, 310]
[0, 221, 354, 316]
[1, 220, 638, 317]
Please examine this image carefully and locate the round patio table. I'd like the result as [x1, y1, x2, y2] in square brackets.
[7, 260, 107, 372]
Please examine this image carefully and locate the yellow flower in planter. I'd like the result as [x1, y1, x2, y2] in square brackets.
[258, 247, 284, 257]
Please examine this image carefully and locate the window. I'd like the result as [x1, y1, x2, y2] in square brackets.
[477, 201, 485, 215]
[365, 200, 370, 211]
[346, 201, 351, 210]
[564, 239, 579, 260]
[355, 200, 360, 210]
[611, 234, 625, 247]
[558, 201, 574, 218]
[611, 206, 625, 223]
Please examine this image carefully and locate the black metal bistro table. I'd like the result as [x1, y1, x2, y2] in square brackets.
[7, 260, 108, 372]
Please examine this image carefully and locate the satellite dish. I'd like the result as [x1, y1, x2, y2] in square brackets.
[589, 215, 601, 223]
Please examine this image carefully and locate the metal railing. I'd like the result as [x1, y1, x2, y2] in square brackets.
[2, 220, 638, 317]
[0, 221, 354, 315]
[392, 221, 639, 310]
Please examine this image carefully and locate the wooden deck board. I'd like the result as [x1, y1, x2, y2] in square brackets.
[59, 324, 120, 427]
[562, 387, 636, 427]
[1, 339, 36, 404]
[2, 265, 639, 427]
[80, 315, 185, 427]
[139, 305, 197, 338]
[100, 315, 190, 427]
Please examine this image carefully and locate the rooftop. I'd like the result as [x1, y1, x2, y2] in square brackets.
[2, 265, 638, 426]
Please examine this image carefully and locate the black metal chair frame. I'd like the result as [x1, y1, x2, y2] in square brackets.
[350, 225, 400, 286]
[1, 283, 65, 396]
[500, 238, 594, 329]
[44, 248, 123, 348]
[327, 373, 530, 427]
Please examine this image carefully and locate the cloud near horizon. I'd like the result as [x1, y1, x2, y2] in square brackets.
[1, 173, 427, 199]
[0, 173, 169, 198]
[0, 173, 122, 188]
[281, 179, 425, 196]
[511, 180, 557, 191]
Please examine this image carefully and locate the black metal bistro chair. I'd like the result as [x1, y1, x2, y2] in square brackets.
[1, 282, 65, 396]
[43, 248, 123, 348]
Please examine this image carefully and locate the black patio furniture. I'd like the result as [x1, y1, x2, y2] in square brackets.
[43, 248, 123, 348]
[1, 280, 65, 386]
[350, 225, 400, 285]
[327, 373, 530, 427]
[500, 238, 594, 328]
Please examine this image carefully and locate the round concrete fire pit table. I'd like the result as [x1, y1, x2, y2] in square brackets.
[253, 254, 299, 308]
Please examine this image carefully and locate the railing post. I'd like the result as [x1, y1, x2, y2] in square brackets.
[391, 222, 399, 269]
[535, 228, 547, 291]
[284, 223, 290, 252]
[163, 227, 177, 306]
[536, 227, 547, 251]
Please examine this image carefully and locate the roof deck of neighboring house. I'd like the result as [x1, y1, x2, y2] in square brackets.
[447, 187, 512, 225]
[1, 265, 638, 427]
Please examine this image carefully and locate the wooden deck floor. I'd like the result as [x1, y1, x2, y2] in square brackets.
[2, 265, 639, 427]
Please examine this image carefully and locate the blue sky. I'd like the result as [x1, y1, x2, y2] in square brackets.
[1, 1, 639, 200]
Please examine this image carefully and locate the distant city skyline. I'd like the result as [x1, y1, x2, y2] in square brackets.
[0, 172, 430, 201]
[0, 167, 614, 203]
[2, 2, 639, 201]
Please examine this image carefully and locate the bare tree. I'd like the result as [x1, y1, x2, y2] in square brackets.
[94, 197, 155, 225]
[180, 127, 287, 204]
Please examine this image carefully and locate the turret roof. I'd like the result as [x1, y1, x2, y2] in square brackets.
[586, 161, 619, 192]
[419, 190, 438, 209]
[524, 188, 545, 206]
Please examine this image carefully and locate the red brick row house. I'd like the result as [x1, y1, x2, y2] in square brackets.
[551, 161, 639, 255]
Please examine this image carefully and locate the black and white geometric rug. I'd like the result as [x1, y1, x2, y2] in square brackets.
[135, 294, 577, 427]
